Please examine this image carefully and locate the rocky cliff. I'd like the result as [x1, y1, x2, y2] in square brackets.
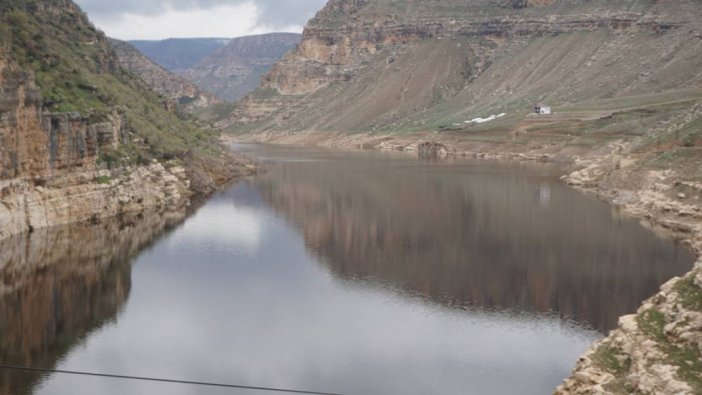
[179, 33, 301, 102]
[0, 0, 253, 241]
[109, 39, 221, 110]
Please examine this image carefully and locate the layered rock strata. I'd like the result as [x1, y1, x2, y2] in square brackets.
[0, 162, 190, 241]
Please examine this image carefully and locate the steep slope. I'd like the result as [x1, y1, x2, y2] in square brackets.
[179, 33, 301, 101]
[224, 0, 702, 135]
[129, 38, 230, 72]
[0, 0, 252, 240]
[109, 38, 221, 110]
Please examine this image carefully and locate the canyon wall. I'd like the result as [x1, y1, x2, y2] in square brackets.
[223, 0, 702, 133]
[0, 60, 125, 179]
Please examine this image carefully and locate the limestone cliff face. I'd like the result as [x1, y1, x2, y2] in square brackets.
[109, 39, 221, 110]
[0, 52, 190, 240]
[0, 162, 191, 241]
[261, 0, 666, 96]
[0, 59, 126, 179]
[226, 0, 702, 132]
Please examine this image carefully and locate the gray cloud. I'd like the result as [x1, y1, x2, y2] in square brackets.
[75, 0, 328, 28]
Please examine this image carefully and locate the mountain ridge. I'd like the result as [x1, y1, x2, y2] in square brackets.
[109, 38, 221, 110]
[179, 32, 301, 101]
[129, 38, 231, 72]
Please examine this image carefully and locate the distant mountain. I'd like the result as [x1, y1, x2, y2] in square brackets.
[129, 38, 231, 72]
[109, 38, 220, 110]
[179, 33, 301, 101]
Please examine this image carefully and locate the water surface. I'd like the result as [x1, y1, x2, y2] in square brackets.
[0, 144, 695, 395]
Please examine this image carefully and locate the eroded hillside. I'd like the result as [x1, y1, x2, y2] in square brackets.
[224, 0, 702, 136]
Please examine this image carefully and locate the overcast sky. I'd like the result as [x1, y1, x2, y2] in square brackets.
[74, 0, 328, 40]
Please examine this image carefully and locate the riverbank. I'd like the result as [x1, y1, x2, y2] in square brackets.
[229, 129, 702, 394]
[557, 156, 702, 394]
[0, 150, 258, 242]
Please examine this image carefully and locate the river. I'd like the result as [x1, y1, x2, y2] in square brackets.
[0, 144, 695, 395]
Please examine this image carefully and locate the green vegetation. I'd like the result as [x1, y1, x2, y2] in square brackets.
[674, 276, 702, 311]
[593, 346, 632, 376]
[637, 309, 667, 342]
[95, 175, 112, 184]
[591, 346, 634, 394]
[636, 306, 702, 392]
[0, 0, 223, 166]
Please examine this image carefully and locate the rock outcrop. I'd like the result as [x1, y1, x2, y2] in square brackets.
[0, 62, 125, 178]
[556, 260, 702, 394]
[0, 162, 191, 241]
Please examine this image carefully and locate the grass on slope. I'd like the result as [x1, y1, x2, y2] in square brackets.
[0, 1, 222, 166]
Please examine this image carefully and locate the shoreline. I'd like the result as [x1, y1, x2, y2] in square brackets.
[0, 146, 259, 243]
[229, 130, 700, 252]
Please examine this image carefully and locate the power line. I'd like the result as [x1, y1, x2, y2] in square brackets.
[0, 364, 343, 395]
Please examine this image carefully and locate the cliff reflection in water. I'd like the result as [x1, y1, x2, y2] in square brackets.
[251, 154, 694, 332]
[0, 211, 187, 395]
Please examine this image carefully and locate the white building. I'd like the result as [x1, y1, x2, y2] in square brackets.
[534, 105, 552, 115]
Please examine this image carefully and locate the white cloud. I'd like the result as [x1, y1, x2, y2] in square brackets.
[88, 1, 303, 40]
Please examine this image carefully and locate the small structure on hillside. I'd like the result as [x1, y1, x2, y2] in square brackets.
[534, 105, 552, 115]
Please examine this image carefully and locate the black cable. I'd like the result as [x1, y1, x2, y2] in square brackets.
[0, 364, 343, 395]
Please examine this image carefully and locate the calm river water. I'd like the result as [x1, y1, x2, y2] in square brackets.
[0, 144, 695, 395]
